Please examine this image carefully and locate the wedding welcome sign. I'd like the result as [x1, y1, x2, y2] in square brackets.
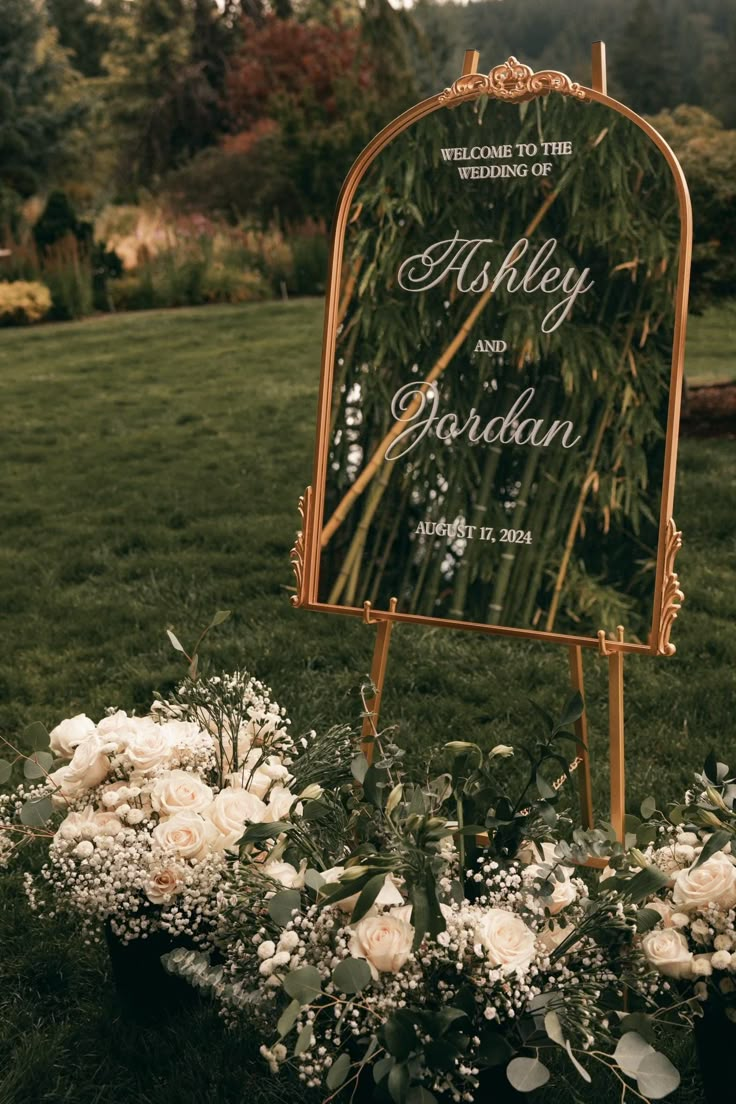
[292, 55, 691, 656]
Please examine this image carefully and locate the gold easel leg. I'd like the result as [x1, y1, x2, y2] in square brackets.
[608, 649, 625, 840]
[591, 41, 607, 95]
[568, 645, 594, 829]
[361, 617, 395, 764]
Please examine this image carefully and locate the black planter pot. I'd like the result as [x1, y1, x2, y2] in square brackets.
[694, 999, 736, 1104]
[104, 924, 199, 1023]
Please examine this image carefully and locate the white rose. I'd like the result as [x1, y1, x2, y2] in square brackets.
[474, 909, 537, 974]
[152, 811, 214, 859]
[145, 865, 185, 904]
[49, 737, 111, 800]
[349, 913, 414, 976]
[124, 719, 177, 772]
[672, 852, 736, 912]
[524, 843, 577, 915]
[49, 714, 96, 760]
[263, 860, 306, 889]
[151, 770, 214, 816]
[265, 786, 296, 822]
[642, 929, 694, 979]
[206, 787, 268, 852]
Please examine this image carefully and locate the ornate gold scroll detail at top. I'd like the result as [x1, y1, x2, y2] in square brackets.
[290, 486, 312, 608]
[439, 56, 588, 105]
[657, 519, 684, 656]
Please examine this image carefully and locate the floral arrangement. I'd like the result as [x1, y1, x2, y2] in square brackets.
[165, 694, 682, 1102]
[611, 751, 736, 1023]
[0, 616, 329, 948]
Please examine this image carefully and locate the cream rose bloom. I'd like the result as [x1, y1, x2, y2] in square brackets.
[641, 928, 694, 979]
[206, 787, 268, 851]
[475, 909, 537, 974]
[49, 714, 96, 760]
[124, 719, 176, 772]
[672, 851, 736, 912]
[524, 842, 577, 915]
[49, 737, 111, 801]
[349, 913, 414, 976]
[152, 811, 214, 859]
[145, 865, 185, 904]
[538, 922, 570, 953]
[150, 770, 214, 816]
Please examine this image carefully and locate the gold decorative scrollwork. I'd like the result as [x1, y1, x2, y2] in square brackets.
[439, 56, 587, 105]
[657, 519, 684, 656]
[289, 486, 312, 608]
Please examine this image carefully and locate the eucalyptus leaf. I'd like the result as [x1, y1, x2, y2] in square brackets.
[23, 751, 54, 780]
[613, 1032, 654, 1077]
[382, 1010, 417, 1061]
[635, 1051, 680, 1099]
[294, 1023, 313, 1057]
[544, 1010, 565, 1046]
[506, 1057, 550, 1092]
[332, 956, 372, 995]
[24, 721, 49, 751]
[282, 965, 322, 1005]
[0, 759, 12, 784]
[276, 999, 300, 1038]
[640, 795, 656, 819]
[325, 1052, 352, 1092]
[20, 795, 53, 827]
[268, 889, 301, 927]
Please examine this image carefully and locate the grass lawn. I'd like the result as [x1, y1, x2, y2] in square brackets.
[1, 300, 734, 1103]
[685, 301, 736, 384]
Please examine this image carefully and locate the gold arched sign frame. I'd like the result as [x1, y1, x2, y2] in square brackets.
[289, 44, 692, 841]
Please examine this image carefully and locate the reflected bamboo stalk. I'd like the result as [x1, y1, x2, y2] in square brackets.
[321, 183, 567, 549]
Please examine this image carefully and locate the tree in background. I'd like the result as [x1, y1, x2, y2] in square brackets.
[96, 0, 242, 191]
[649, 106, 736, 312]
[0, 0, 89, 228]
[167, 0, 419, 225]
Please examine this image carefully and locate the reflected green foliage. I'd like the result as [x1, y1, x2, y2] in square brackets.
[321, 94, 681, 640]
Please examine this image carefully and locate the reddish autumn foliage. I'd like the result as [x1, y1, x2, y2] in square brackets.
[225, 16, 374, 131]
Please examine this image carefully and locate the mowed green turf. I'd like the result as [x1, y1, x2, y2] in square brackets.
[1, 301, 734, 1103]
[686, 301, 736, 384]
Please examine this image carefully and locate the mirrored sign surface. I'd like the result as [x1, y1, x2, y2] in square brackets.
[317, 93, 684, 644]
